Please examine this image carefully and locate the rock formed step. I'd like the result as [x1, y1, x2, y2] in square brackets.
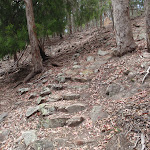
[38, 118, 69, 128]
[66, 116, 84, 127]
[65, 103, 86, 113]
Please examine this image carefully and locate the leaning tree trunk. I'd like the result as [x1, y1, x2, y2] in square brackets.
[111, 0, 137, 56]
[24, 0, 43, 82]
[145, 0, 150, 52]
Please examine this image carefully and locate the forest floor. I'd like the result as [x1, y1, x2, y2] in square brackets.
[0, 16, 150, 150]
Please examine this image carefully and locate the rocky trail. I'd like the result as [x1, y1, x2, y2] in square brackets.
[0, 17, 150, 150]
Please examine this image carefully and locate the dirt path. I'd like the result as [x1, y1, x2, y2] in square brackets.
[0, 17, 149, 150]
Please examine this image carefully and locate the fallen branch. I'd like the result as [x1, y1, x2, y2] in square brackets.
[142, 66, 150, 83]
[141, 133, 145, 150]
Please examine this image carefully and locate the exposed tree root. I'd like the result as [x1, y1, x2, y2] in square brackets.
[23, 70, 42, 83]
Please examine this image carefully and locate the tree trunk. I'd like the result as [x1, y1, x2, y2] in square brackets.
[145, 0, 150, 52]
[24, 0, 43, 82]
[111, 0, 137, 56]
[68, 13, 72, 34]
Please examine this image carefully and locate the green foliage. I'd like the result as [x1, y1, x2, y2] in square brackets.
[0, 0, 28, 59]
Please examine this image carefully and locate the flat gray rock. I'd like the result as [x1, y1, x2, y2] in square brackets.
[66, 103, 86, 113]
[48, 95, 62, 102]
[67, 116, 84, 127]
[40, 88, 51, 97]
[106, 83, 123, 96]
[0, 112, 8, 123]
[22, 130, 37, 146]
[0, 129, 10, 142]
[26, 104, 46, 117]
[39, 118, 69, 128]
[90, 106, 108, 123]
[62, 93, 80, 100]
[32, 140, 54, 150]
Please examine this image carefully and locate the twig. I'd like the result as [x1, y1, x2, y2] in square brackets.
[141, 133, 145, 150]
[132, 136, 140, 149]
[142, 66, 150, 83]
[125, 124, 133, 137]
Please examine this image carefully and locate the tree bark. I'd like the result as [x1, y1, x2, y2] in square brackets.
[24, 0, 43, 82]
[145, 0, 150, 52]
[111, 0, 137, 56]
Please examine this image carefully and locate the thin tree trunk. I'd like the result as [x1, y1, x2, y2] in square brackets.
[111, 0, 137, 56]
[145, 0, 150, 52]
[24, 0, 43, 82]
[100, 14, 103, 28]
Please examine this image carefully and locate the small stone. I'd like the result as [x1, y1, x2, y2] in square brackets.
[62, 93, 80, 100]
[40, 88, 51, 97]
[29, 93, 37, 99]
[66, 103, 86, 113]
[22, 130, 37, 146]
[86, 56, 94, 62]
[94, 69, 99, 73]
[90, 106, 108, 123]
[72, 53, 80, 60]
[123, 70, 130, 75]
[128, 72, 136, 79]
[0, 112, 8, 123]
[67, 116, 84, 127]
[56, 76, 66, 83]
[52, 84, 64, 91]
[18, 88, 30, 95]
[42, 79, 48, 84]
[72, 65, 81, 69]
[97, 49, 109, 56]
[73, 62, 78, 65]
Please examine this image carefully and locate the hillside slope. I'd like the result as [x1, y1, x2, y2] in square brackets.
[0, 17, 149, 150]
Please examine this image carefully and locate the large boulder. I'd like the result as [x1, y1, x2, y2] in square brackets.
[106, 134, 133, 150]
[106, 83, 123, 96]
